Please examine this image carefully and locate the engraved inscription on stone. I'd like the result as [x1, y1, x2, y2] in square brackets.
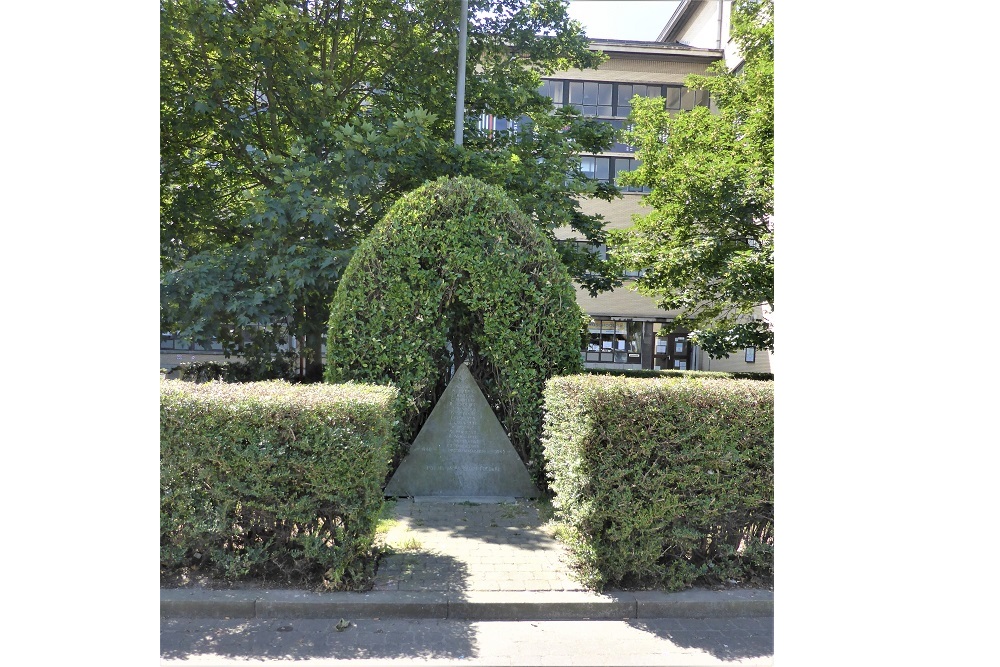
[383, 362, 540, 498]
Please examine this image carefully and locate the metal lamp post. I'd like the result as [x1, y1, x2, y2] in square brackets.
[454, 0, 468, 146]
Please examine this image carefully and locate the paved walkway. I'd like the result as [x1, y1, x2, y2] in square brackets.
[372, 498, 584, 593]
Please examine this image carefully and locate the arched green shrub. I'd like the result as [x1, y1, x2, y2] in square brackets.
[325, 176, 584, 484]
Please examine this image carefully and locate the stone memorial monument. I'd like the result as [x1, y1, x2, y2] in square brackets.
[383, 362, 540, 498]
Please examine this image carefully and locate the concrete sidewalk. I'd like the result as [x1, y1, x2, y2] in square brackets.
[161, 498, 772, 621]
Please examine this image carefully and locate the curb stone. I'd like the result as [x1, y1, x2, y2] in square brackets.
[161, 587, 772, 620]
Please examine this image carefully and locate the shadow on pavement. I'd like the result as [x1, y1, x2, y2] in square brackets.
[627, 616, 774, 661]
[374, 548, 472, 592]
[161, 617, 481, 662]
[394, 499, 561, 552]
[161, 553, 476, 661]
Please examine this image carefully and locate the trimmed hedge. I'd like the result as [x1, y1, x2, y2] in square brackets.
[160, 379, 397, 589]
[542, 374, 773, 591]
[326, 176, 584, 483]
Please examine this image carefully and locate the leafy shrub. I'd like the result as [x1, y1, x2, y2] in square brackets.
[160, 379, 397, 589]
[326, 176, 583, 484]
[542, 374, 773, 591]
[174, 354, 300, 383]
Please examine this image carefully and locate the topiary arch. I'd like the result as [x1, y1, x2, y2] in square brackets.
[325, 176, 584, 484]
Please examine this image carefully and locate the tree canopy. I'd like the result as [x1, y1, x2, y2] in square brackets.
[608, 0, 773, 358]
[160, 0, 619, 376]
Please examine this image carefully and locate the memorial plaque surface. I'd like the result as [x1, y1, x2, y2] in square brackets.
[384, 363, 540, 498]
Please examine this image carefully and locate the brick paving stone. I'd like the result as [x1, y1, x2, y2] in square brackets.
[373, 499, 587, 596]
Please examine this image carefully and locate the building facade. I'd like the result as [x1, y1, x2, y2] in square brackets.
[555, 1, 772, 375]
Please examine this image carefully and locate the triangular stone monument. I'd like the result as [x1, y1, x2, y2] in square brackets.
[384, 362, 540, 498]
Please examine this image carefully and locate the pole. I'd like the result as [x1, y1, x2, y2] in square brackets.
[454, 0, 468, 146]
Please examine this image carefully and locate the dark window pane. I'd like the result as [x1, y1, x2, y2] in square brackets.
[599, 83, 613, 105]
[597, 105, 613, 117]
[583, 105, 597, 116]
[633, 84, 647, 98]
[664, 86, 681, 109]
[541, 80, 565, 107]
[615, 84, 631, 117]
[627, 322, 643, 353]
[596, 157, 610, 181]
[681, 88, 696, 110]
[646, 86, 661, 98]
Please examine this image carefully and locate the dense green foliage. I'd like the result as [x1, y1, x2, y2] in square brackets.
[161, 0, 618, 374]
[170, 357, 299, 382]
[326, 176, 584, 482]
[160, 379, 397, 588]
[542, 374, 773, 591]
[608, 0, 774, 357]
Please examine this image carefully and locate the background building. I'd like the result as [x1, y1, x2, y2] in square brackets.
[556, 0, 771, 374]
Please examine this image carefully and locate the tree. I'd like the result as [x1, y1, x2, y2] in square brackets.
[607, 0, 773, 358]
[160, 0, 618, 377]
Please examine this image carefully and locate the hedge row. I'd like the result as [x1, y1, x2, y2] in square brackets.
[542, 374, 773, 591]
[160, 379, 397, 589]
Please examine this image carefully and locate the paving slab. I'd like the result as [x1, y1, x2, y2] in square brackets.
[373, 498, 584, 594]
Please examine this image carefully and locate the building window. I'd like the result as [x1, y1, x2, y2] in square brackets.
[538, 79, 564, 108]
[613, 157, 647, 193]
[160, 332, 223, 352]
[579, 155, 649, 193]
[745, 347, 756, 363]
[539, 79, 707, 121]
[478, 114, 529, 137]
[615, 83, 661, 117]
[566, 240, 645, 278]
[580, 156, 612, 183]
[586, 319, 642, 364]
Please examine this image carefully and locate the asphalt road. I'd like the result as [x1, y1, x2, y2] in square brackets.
[160, 615, 774, 666]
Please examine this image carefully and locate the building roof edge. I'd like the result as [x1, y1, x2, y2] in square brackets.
[588, 38, 722, 59]
[656, 0, 698, 43]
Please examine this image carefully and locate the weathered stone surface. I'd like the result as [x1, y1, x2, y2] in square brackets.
[384, 363, 539, 498]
